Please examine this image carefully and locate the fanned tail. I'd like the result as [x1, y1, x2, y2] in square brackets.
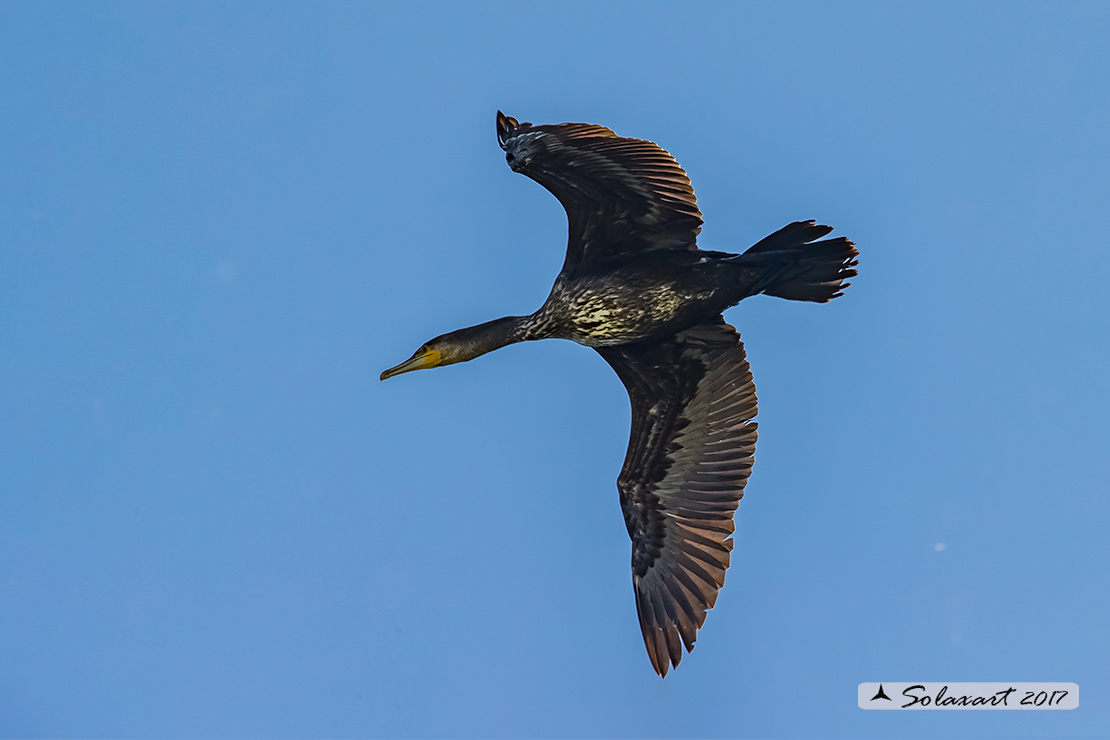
[734, 220, 859, 302]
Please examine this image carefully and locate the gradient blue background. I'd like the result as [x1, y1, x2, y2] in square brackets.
[2, 2, 1108, 737]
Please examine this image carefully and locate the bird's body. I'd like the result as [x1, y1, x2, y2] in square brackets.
[530, 253, 733, 345]
[382, 112, 858, 676]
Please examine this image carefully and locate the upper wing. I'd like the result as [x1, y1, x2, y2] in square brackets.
[496, 111, 703, 272]
[597, 320, 758, 676]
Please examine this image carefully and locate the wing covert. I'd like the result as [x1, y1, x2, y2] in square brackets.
[597, 319, 758, 676]
[497, 111, 703, 271]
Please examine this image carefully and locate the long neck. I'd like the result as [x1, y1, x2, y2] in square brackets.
[454, 315, 535, 362]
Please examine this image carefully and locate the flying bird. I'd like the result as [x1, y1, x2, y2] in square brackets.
[381, 112, 858, 676]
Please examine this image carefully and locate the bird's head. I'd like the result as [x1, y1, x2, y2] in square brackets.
[379, 333, 456, 381]
[380, 317, 530, 381]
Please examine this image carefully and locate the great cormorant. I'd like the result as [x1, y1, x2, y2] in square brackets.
[381, 112, 859, 676]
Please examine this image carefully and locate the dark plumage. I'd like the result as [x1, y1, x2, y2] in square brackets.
[381, 112, 859, 676]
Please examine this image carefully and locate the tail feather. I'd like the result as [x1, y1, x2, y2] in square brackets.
[735, 220, 859, 303]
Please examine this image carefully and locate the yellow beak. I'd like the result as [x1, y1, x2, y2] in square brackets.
[380, 348, 442, 380]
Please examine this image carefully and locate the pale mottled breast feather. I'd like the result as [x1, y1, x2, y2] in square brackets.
[597, 319, 757, 677]
[498, 115, 704, 271]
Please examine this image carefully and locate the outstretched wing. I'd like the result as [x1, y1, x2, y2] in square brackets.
[597, 320, 758, 676]
[496, 111, 703, 272]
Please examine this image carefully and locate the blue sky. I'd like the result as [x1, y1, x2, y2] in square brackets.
[2, 2, 1108, 737]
